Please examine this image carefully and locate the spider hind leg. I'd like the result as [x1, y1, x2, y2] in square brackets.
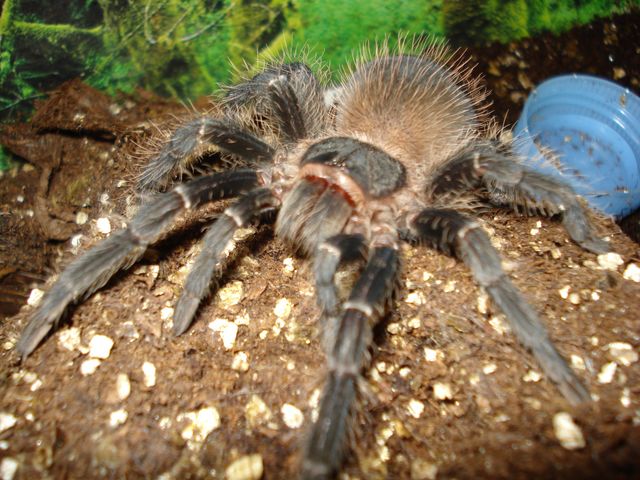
[429, 140, 610, 254]
[407, 208, 590, 404]
[17, 169, 260, 358]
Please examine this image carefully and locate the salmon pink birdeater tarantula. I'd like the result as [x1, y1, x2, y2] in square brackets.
[18, 38, 609, 478]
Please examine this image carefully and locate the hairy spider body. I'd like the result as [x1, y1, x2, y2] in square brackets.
[17, 39, 609, 479]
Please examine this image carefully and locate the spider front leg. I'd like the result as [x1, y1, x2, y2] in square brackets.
[313, 234, 366, 351]
[137, 117, 275, 191]
[303, 246, 399, 479]
[406, 208, 590, 404]
[173, 187, 279, 335]
[17, 169, 260, 358]
[430, 140, 609, 254]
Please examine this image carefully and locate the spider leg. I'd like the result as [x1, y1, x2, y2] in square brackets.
[17, 169, 260, 359]
[314, 234, 367, 351]
[406, 208, 590, 404]
[429, 140, 609, 254]
[267, 75, 308, 142]
[137, 118, 275, 192]
[303, 246, 399, 479]
[173, 187, 279, 335]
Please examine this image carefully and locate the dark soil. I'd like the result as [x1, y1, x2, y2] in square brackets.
[1, 12, 639, 480]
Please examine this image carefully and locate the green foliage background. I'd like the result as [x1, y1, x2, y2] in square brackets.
[0, 0, 636, 151]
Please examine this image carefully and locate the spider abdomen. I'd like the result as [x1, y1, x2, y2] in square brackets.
[336, 54, 480, 173]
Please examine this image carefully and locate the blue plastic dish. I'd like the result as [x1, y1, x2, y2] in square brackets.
[513, 74, 640, 218]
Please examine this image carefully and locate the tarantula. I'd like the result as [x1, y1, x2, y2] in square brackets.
[18, 39, 609, 479]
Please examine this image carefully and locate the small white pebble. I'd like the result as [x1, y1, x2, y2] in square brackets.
[597, 362, 617, 384]
[620, 388, 631, 407]
[530, 227, 539, 236]
[27, 288, 44, 307]
[477, 292, 489, 314]
[433, 382, 453, 400]
[16, 195, 24, 204]
[96, 217, 111, 234]
[407, 317, 421, 329]
[605, 342, 638, 366]
[160, 307, 174, 321]
[70, 233, 83, 248]
[109, 409, 128, 427]
[142, 361, 156, 387]
[89, 334, 114, 359]
[405, 291, 426, 306]
[0, 458, 18, 480]
[483, 363, 497, 375]
[99, 193, 110, 205]
[407, 399, 425, 418]
[591, 291, 600, 301]
[208, 319, 238, 350]
[423, 348, 442, 362]
[622, 263, 640, 282]
[116, 373, 131, 400]
[179, 407, 220, 446]
[116, 179, 127, 188]
[568, 293, 581, 305]
[75, 211, 88, 225]
[411, 458, 438, 480]
[386, 322, 401, 335]
[58, 328, 82, 353]
[597, 252, 623, 271]
[523, 370, 542, 382]
[225, 454, 263, 480]
[231, 352, 249, 372]
[281, 403, 304, 429]
[0, 441, 8, 450]
[80, 358, 101, 376]
[571, 355, 586, 370]
[30, 379, 43, 392]
[488, 316, 509, 335]
[553, 412, 585, 449]
[558, 285, 570, 299]
[443, 280, 456, 293]
[245, 395, 272, 427]
[217, 280, 244, 308]
[0, 413, 17, 433]
[283, 257, 295, 274]
[399, 367, 411, 378]
[273, 298, 293, 319]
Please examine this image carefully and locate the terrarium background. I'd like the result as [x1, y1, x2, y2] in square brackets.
[0, 1, 635, 130]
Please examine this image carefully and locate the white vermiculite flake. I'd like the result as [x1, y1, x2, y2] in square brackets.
[553, 412, 585, 450]
[142, 361, 157, 387]
[281, 403, 304, 429]
[88, 334, 114, 359]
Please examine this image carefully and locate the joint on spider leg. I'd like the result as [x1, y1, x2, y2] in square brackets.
[314, 234, 367, 352]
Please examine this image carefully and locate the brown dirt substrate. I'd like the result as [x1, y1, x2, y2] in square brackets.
[1, 12, 639, 480]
